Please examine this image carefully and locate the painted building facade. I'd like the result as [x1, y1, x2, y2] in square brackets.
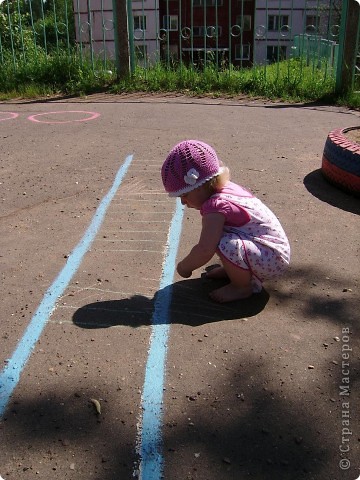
[158, 0, 255, 66]
[253, 0, 338, 64]
[72, 0, 337, 67]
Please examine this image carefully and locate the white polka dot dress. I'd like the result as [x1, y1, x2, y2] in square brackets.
[202, 184, 290, 293]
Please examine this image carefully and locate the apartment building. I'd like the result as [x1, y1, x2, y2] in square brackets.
[158, 0, 255, 66]
[73, 0, 115, 58]
[73, 0, 337, 67]
[132, 0, 159, 63]
[72, 0, 160, 64]
[254, 0, 337, 65]
[72, 0, 255, 65]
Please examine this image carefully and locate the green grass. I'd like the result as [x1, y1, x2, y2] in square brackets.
[110, 58, 337, 104]
[0, 50, 359, 109]
[0, 48, 116, 100]
[339, 90, 360, 109]
[110, 60, 350, 109]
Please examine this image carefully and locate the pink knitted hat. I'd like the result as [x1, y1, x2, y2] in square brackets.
[161, 140, 223, 197]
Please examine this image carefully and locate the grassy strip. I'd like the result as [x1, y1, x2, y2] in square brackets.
[0, 50, 359, 108]
[111, 59, 337, 103]
[0, 49, 115, 100]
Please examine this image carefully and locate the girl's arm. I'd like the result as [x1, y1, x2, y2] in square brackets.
[177, 213, 225, 278]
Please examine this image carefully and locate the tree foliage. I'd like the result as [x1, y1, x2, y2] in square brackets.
[0, 0, 75, 53]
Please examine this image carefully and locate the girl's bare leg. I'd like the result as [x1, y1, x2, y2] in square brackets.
[205, 265, 228, 279]
[209, 257, 252, 303]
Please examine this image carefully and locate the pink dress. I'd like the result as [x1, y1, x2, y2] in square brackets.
[200, 181, 290, 292]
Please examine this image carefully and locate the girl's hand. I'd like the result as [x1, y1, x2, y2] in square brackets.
[177, 261, 192, 278]
[176, 213, 225, 279]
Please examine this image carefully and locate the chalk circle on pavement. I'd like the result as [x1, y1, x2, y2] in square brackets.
[27, 110, 100, 124]
[0, 112, 19, 122]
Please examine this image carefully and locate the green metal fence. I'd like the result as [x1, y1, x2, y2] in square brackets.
[0, 0, 74, 62]
[0, 0, 359, 94]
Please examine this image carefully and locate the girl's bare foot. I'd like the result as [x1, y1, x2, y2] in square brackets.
[209, 283, 253, 303]
[205, 266, 229, 279]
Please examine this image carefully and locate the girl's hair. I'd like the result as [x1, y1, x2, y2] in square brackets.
[207, 165, 230, 193]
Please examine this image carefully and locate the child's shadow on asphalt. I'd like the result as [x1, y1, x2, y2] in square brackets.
[72, 276, 269, 329]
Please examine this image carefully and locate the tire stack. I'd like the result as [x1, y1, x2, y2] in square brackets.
[322, 127, 360, 196]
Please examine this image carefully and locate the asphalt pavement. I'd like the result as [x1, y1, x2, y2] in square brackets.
[0, 94, 359, 480]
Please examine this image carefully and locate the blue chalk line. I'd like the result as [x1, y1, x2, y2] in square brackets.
[138, 199, 184, 479]
[0, 155, 134, 417]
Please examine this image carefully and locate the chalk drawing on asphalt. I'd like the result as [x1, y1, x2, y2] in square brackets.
[27, 110, 100, 124]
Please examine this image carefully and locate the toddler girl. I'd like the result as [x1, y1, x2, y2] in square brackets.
[161, 140, 290, 303]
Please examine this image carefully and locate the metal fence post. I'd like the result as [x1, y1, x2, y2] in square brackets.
[127, 0, 135, 74]
[336, 0, 360, 93]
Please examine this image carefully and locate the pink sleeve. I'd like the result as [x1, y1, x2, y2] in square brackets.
[201, 197, 250, 226]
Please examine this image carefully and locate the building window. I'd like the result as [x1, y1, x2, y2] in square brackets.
[235, 15, 252, 32]
[193, 0, 224, 6]
[235, 43, 250, 60]
[306, 15, 320, 33]
[193, 25, 222, 37]
[268, 15, 289, 32]
[133, 15, 146, 31]
[267, 45, 287, 63]
[163, 15, 178, 31]
[193, 26, 204, 37]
